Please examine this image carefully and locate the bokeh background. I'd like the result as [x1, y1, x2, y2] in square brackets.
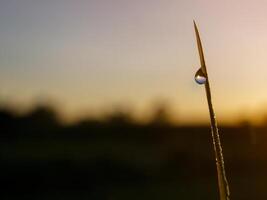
[1, 0, 267, 199]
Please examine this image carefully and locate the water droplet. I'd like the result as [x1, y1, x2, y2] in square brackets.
[195, 68, 206, 84]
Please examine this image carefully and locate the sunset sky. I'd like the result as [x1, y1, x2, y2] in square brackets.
[1, 0, 267, 124]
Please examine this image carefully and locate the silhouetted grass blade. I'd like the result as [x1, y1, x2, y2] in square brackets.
[194, 21, 230, 200]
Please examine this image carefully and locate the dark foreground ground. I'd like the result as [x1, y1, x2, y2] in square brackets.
[1, 106, 267, 199]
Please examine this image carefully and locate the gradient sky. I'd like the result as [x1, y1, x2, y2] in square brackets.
[1, 0, 267, 124]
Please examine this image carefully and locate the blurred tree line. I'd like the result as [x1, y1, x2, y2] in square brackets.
[1, 104, 267, 200]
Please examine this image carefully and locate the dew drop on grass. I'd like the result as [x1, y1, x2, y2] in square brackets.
[195, 68, 206, 84]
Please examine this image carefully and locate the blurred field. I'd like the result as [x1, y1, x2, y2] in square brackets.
[1, 105, 267, 200]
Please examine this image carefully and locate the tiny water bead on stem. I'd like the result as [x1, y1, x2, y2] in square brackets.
[195, 68, 207, 84]
[193, 21, 230, 200]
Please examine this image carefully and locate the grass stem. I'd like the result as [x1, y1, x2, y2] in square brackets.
[194, 21, 230, 200]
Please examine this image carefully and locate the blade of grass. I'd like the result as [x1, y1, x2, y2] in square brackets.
[194, 21, 230, 200]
